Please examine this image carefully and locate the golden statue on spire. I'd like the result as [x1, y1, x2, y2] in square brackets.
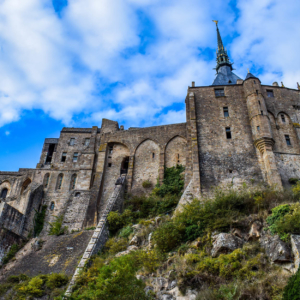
[212, 20, 218, 25]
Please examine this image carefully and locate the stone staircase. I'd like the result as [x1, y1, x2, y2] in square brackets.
[64, 174, 126, 297]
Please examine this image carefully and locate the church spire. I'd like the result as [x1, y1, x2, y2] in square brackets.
[213, 21, 233, 73]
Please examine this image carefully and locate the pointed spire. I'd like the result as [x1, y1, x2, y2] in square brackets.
[297, 82, 300, 90]
[213, 21, 233, 73]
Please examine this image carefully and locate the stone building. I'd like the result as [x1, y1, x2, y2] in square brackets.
[1, 23, 300, 254]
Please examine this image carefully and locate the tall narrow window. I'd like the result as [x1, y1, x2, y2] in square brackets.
[70, 174, 77, 190]
[70, 138, 75, 146]
[258, 100, 261, 105]
[85, 138, 90, 146]
[285, 135, 291, 146]
[178, 154, 180, 163]
[226, 127, 232, 139]
[281, 114, 286, 123]
[50, 201, 55, 211]
[256, 90, 258, 95]
[267, 90, 274, 97]
[152, 153, 155, 159]
[254, 80, 256, 84]
[61, 152, 67, 162]
[109, 146, 113, 154]
[223, 107, 229, 117]
[21, 178, 31, 194]
[44, 173, 50, 188]
[1, 188, 8, 199]
[45, 144, 56, 163]
[73, 152, 79, 162]
[57, 174, 63, 190]
[261, 111, 263, 115]
[215, 89, 225, 97]
[257, 126, 260, 131]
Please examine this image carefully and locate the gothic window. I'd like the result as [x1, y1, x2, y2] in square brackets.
[50, 201, 55, 210]
[226, 127, 232, 139]
[1, 188, 8, 199]
[223, 107, 229, 117]
[57, 174, 63, 190]
[73, 152, 79, 162]
[267, 90, 274, 97]
[61, 152, 67, 162]
[70, 174, 77, 190]
[44, 173, 50, 188]
[281, 114, 286, 123]
[21, 178, 31, 194]
[85, 138, 90, 146]
[215, 89, 225, 97]
[70, 138, 75, 146]
[285, 135, 291, 146]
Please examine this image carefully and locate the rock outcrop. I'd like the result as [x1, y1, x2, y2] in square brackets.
[211, 233, 244, 258]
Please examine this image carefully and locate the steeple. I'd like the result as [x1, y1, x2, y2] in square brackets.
[212, 21, 241, 86]
[213, 20, 233, 72]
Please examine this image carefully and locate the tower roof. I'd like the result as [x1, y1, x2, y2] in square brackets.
[211, 21, 241, 86]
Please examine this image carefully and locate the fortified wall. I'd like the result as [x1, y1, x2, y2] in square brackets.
[0, 23, 300, 269]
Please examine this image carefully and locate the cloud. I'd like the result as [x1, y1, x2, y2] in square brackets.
[5, 131, 10, 136]
[0, 0, 298, 130]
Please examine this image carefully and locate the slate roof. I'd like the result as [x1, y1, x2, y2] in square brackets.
[212, 65, 242, 86]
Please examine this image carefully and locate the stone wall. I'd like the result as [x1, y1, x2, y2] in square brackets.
[165, 136, 187, 168]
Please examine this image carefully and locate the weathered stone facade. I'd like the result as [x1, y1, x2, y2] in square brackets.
[0, 25, 300, 267]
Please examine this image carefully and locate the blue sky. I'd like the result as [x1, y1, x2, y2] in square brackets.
[0, 0, 299, 171]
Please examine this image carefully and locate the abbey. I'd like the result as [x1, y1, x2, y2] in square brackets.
[1, 23, 300, 252]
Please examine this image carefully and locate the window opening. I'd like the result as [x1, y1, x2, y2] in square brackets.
[228, 80, 232, 83]
[223, 107, 229, 117]
[1, 188, 8, 199]
[85, 138, 90, 146]
[256, 90, 258, 95]
[258, 100, 261, 105]
[70, 174, 77, 190]
[21, 178, 31, 194]
[226, 127, 232, 139]
[75, 192, 81, 197]
[215, 89, 225, 97]
[261, 111, 263, 115]
[45, 144, 55, 164]
[70, 138, 75, 146]
[50, 202, 55, 211]
[57, 174, 63, 190]
[257, 126, 260, 131]
[73, 152, 79, 162]
[177, 154, 180, 163]
[229, 170, 233, 174]
[108, 163, 112, 167]
[254, 80, 256, 84]
[61, 152, 67, 162]
[109, 146, 113, 154]
[285, 135, 291, 146]
[281, 114, 286, 123]
[44, 174, 50, 188]
[267, 90, 274, 97]
[120, 156, 129, 175]
[152, 153, 155, 159]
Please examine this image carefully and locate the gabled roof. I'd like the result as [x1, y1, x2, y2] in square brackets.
[212, 65, 242, 86]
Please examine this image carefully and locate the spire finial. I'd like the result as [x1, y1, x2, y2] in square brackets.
[297, 82, 300, 90]
[212, 20, 218, 26]
[281, 81, 285, 87]
[247, 68, 250, 73]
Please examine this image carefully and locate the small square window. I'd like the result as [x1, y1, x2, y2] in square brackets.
[61, 152, 67, 162]
[257, 126, 260, 131]
[226, 127, 232, 139]
[267, 90, 274, 97]
[108, 163, 112, 167]
[215, 89, 225, 97]
[70, 138, 75, 146]
[85, 138, 90, 146]
[73, 152, 79, 162]
[285, 135, 291, 146]
[281, 114, 286, 123]
[223, 107, 229, 117]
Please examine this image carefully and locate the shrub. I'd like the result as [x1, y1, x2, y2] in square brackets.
[292, 181, 300, 198]
[142, 180, 152, 188]
[18, 276, 44, 297]
[2, 243, 21, 265]
[118, 225, 133, 238]
[48, 215, 68, 236]
[107, 209, 133, 234]
[105, 237, 128, 255]
[72, 254, 151, 300]
[33, 205, 47, 237]
[283, 267, 300, 300]
[45, 273, 68, 289]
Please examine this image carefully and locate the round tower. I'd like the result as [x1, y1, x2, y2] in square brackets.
[243, 72, 282, 188]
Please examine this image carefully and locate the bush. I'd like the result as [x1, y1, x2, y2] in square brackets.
[48, 215, 68, 236]
[105, 237, 128, 255]
[2, 243, 21, 265]
[34, 205, 47, 237]
[18, 276, 44, 297]
[107, 209, 133, 234]
[72, 254, 151, 300]
[46, 273, 68, 289]
[119, 226, 133, 238]
[142, 180, 152, 188]
[283, 267, 300, 300]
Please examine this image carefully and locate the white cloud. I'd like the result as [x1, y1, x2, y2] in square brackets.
[0, 0, 298, 130]
[5, 131, 10, 136]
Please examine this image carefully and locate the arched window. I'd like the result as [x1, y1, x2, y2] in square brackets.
[70, 174, 77, 190]
[21, 178, 32, 194]
[56, 174, 64, 190]
[1, 188, 8, 199]
[50, 201, 55, 210]
[44, 173, 50, 188]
